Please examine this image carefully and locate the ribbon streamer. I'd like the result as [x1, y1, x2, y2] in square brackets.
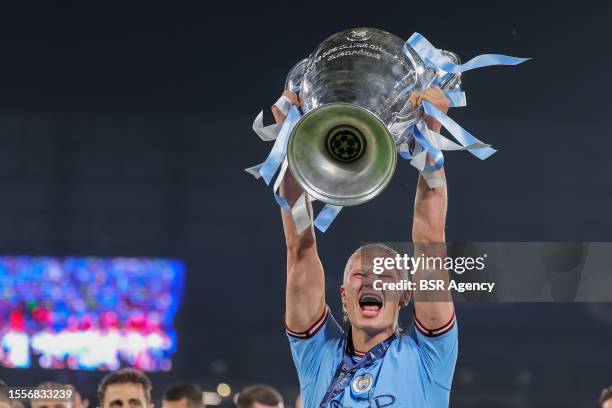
[291, 192, 313, 236]
[244, 163, 264, 179]
[272, 158, 291, 212]
[314, 204, 343, 233]
[252, 111, 282, 141]
[407, 32, 530, 74]
[274, 95, 293, 116]
[397, 31, 529, 177]
[444, 91, 466, 107]
[411, 147, 428, 172]
[413, 120, 444, 170]
[421, 170, 447, 189]
[247, 105, 344, 234]
[422, 101, 497, 160]
[416, 118, 490, 152]
[245, 106, 302, 185]
[430, 129, 490, 151]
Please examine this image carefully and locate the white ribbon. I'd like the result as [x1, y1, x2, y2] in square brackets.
[252, 111, 282, 141]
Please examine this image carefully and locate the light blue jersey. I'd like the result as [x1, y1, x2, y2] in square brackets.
[286, 306, 458, 408]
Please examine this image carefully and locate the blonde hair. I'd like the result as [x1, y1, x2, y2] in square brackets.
[342, 243, 408, 283]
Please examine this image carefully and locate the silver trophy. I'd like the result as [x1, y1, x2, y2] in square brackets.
[284, 28, 461, 206]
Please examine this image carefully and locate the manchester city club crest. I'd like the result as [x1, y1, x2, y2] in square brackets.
[351, 373, 374, 394]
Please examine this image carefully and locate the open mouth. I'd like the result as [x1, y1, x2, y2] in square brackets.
[359, 293, 383, 317]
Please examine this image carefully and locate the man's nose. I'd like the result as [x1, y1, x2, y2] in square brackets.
[363, 272, 378, 286]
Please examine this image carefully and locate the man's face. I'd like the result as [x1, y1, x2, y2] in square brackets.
[162, 399, 194, 408]
[341, 253, 405, 336]
[603, 398, 612, 408]
[102, 383, 151, 408]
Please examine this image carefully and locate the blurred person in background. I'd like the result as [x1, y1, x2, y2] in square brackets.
[70, 388, 89, 408]
[31, 383, 82, 408]
[0, 380, 10, 408]
[236, 385, 283, 408]
[98, 368, 153, 408]
[0, 380, 85, 408]
[162, 383, 204, 408]
[601, 386, 612, 408]
[293, 395, 301, 408]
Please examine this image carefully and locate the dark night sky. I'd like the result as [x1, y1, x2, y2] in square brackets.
[0, 1, 611, 407]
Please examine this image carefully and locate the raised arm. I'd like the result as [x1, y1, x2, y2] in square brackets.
[409, 87, 455, 329]
[274, 91, 327, 332]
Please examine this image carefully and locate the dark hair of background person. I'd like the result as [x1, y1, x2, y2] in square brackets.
[163, 383, 204, 408]
[236, 385, 283, 408]
[35, 383, 79, 403]
[601, 386, 612, 406]
[97, 368, 152, 406]
[32, 383, 70, 406]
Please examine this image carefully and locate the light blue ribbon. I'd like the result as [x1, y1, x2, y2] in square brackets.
[422, 101, 496, 160]
[313, 204, 343, 233]
[249, 106, 302, 185]
[413, 122, 445, 169]
[397, 32, 529, 169]
[247, 106, 344, 233]
[407, 32, 530, 74]
[274, 191, 291, 212]
[444, 91, 466, 107]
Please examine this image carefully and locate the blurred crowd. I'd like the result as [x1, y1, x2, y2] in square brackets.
[0, 257, 184, 371]
[0, 370, 298, 408]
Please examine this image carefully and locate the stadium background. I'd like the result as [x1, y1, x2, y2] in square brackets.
[0, 1, 611, 407]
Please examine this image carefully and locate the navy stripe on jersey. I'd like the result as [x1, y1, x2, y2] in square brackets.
[414, 312, 456, 337]
[286, 306, 329, 339]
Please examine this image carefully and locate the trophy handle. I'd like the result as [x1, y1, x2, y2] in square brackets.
[285, 58, 309, 94]
[391, 49, 462, 129]
[433, 50, 462, 91]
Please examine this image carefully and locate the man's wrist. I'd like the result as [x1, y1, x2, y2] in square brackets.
[273, 95, 293, 116]
[423, 115, 442, 133]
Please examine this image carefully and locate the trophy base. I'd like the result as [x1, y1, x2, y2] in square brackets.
[287, 103, 397, 206]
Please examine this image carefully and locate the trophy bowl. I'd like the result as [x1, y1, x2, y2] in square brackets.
[285, 27, 460, 206]
[288, 103, 396, 206]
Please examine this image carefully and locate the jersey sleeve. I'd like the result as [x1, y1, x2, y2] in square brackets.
[286, 306, 345, 404]
[410, 311, 458, 391]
